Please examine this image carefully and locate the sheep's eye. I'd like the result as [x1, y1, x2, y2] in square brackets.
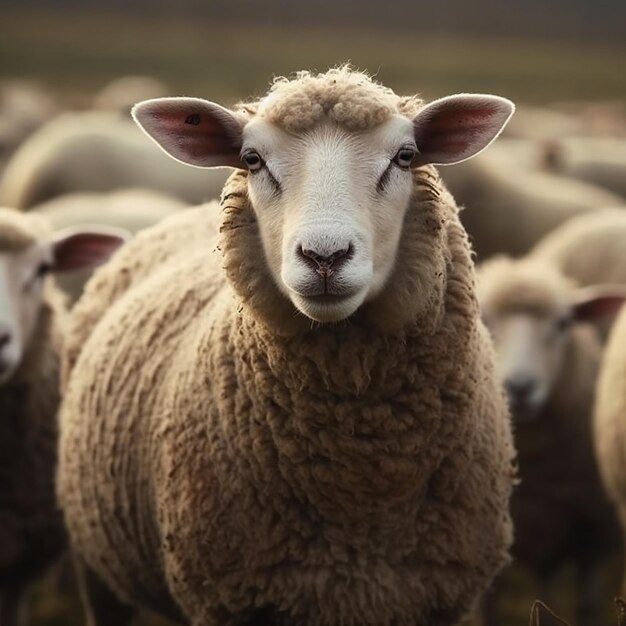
[242, 151, 263, 172]
[36, 262, 52, 278]
[393, 147, 416, 169]
[554, 315, 572, 334]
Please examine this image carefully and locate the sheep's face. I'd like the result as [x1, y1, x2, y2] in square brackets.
[0, 243, 52, 384]
[241, 116, 415, 322]
[132, 73, 515, 324]
[482, 310, 570, 420]
[479, 258, 626, 421]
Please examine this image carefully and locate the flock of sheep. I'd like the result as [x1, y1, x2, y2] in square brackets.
[1, 66, 626, 626]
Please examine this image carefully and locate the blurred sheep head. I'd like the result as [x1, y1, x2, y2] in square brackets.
[0, 209, 127, 384]
[478, 257, 626, 421]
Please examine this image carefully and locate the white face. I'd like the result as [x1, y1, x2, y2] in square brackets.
[241, 116, 416, 322]
[485, 312, 570, 420]
[0, 242, 52, 384]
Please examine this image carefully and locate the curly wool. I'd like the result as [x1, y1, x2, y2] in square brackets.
[59, 158, 515, 626]
[238, 66, 424, 133]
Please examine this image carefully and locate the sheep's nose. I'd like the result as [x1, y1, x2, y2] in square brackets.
[0, 331, 12, 374]
[504, 377, 537, 407]
[0, 332, 10, 351]
[298, 244, 353, 277]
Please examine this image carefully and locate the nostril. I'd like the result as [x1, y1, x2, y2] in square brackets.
[298, 244, 354, 271]
[0, 332, 10, 350]
[504, 378, 536, 403]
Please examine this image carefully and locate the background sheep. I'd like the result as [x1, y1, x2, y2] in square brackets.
[92, 76, 171, 116]
[440, 146, 624, 260]
[31, 188, 187, 303]
[0, 112, 230, 209]
[594, 306, 626, 599]
[58, 67, 516, 626]
[478, 255, 625, 626]
[0, 208, 125, 626]
[544, 137, 626, 199]
[0, 81, 59, 177]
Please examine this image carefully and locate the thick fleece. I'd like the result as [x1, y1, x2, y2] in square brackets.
[0, 212, 66, 608]
[60, 171, 514, 626]
[595, 306, 626, 593]
[478, 257, 619, 582]
[59, 71, 515, 626]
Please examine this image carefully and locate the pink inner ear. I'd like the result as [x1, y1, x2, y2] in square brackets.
[413, 95, 514, 166]
[152, 109, 238, 163]
[53, 233, 125, 272]
[133, 98, 244, 169]
[422, 109, 498, 154]
[573, 294, 626, 322]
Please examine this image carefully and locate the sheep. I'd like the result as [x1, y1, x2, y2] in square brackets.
[92, 76, 170, 116]
[531, 208, 626, 288]
[57, 67, 517, 626]
[31, 188, 187, 303]
[0, 207, 126, 626]
[477, 255, 625, 626]
[0, 81, 59, 176]
[543, 137, 626, 199]
[594, 305, 626, 598]
[0, 111, 230, 209]
[440, 146, 624, 260]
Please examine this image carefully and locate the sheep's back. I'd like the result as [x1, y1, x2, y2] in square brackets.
[531, 208, 626, 286]
[58, 239, 226, 617]
[595, 306, 626, 508]
[64, 203, 221, 381]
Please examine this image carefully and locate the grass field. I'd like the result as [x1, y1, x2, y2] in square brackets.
[1, 8, 625, 107]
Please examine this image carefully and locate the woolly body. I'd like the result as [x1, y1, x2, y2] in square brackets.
[531, 208, 626, 287]
[59, 69, 515, 626]
[441, 148, 623, 260]
[0, 112, 229, 209]
[595, 306, 626, 594]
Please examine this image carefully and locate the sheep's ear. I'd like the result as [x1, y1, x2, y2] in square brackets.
[132, 97, 244, 169]
[412, 94, 515, 166]
[50, 226, 129, 272]
[571, 286, 626, 322]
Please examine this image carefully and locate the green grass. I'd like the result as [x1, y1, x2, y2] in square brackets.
[1, 8, 625, 106]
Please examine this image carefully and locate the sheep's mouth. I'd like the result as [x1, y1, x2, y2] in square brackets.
[291, 289, 367, 323]
[303, 293, 352, 305]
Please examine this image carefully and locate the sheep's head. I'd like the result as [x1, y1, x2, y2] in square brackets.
[0, 209, 126, 384]
[133, 67, 513, 325]
[478, 257, 626, 420]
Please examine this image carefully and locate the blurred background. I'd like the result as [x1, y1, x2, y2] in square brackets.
[1, 1, 625, 625]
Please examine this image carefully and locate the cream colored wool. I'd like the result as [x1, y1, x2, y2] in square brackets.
[59, 71, 515, 626]
[531, 208, 626, 288]
[0, 211, 67, 615]
[441, 149, 623, 260]
[595, 306, 626, 594]
[0, 112, 230, 209]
